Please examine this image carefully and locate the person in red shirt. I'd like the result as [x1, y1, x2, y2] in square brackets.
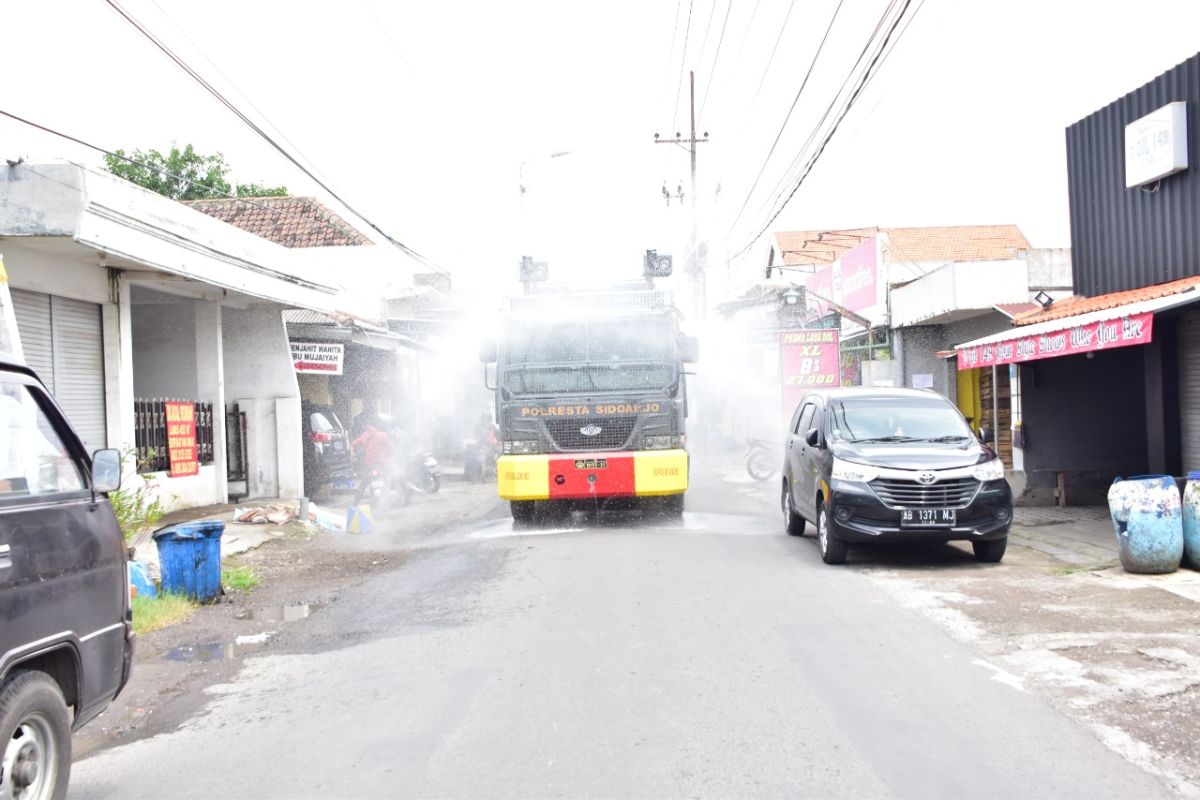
[352, 416, 400, 504]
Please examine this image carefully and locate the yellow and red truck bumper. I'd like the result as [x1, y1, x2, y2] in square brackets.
[497, 449, 688, 500]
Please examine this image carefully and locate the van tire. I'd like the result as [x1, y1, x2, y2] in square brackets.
[782, 482, 806, 536]
[0, 670, 72, 800]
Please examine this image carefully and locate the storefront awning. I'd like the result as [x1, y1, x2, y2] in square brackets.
[952, 286, 1199, 370]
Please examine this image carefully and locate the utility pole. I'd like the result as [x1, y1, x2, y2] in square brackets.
[655, 70, 710, 318]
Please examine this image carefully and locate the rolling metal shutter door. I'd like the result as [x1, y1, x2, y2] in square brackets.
[10, 289, 54, 393]
[10, 289, 107, 453]
[1180, 311, 1200, 473]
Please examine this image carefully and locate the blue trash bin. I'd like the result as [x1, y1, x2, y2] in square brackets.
[1108, 475, 1182, 574]
[153, 520, 225, 601]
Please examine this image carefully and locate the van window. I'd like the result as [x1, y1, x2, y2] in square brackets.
[794, 403, 815, 436]
[0, 379, 85, 496]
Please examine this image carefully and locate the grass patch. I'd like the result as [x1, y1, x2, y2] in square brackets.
[132, 593, 196, 635]
[222, 563, 260, 592]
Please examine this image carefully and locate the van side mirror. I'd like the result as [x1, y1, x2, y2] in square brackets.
[92, 449, 121, 493]
[805, 428, 821, 448]
[679, 335, 699, 364]
[479, 338, 497, 363]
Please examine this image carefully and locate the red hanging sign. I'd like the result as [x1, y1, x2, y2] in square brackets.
[165, 401, 199, 477]
[957, 311, 1154, 371]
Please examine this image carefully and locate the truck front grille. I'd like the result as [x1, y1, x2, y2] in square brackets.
[545, 417, 636, 451]
[870, 477, 980, 508]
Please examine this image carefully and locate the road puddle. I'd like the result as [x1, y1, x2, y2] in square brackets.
[235, 603, 321, 622]
[163, 634, 273, 663]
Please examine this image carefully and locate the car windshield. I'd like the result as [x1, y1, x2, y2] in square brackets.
[827, 396, 974, 443]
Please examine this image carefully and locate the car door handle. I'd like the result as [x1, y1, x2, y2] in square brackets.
[0, 544, 10, 570]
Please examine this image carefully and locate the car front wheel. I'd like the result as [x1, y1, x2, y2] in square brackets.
[973, 536, 1007, 563]
[816, 500, 847, 565]
[0, 671, 71, 800]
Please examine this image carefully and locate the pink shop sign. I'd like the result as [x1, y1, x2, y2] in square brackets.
[806, 237, 878, 313]
[956, 311, 1154, 370]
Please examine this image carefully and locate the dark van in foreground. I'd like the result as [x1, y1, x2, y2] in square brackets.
[781, 387, 1012, 565]
[1, 354, 134, 799]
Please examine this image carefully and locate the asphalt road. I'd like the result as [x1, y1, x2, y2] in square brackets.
[71, 462, 1172, 799]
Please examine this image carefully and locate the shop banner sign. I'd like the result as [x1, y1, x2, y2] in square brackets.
[780, 329, 840, 420]
[165, 401, 199, 477]
[956, 311, 1154, 371]
[292, 342, 345, 375]
[806, 236, 878, 314]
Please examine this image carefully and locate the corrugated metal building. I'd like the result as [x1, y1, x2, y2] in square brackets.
[954, 50, 1200, 504]
[1067, 53, 1200, 296]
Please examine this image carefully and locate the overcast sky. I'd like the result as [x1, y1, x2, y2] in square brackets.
[5, 1, 1200, 294]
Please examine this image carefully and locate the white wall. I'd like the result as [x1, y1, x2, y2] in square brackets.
[891, 260, 1029, 327]
[223, 304, 302, 500]
[131, 295, 198, 398]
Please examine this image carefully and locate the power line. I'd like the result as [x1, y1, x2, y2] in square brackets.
[747, 0, 799, 116]
[0, 108, 375, 244]
[693, 0, 720, 82]
[672, 0, 696, 132]
[724, 0, 845, 240]
[698, 0, 734, 123]
[148, 0, 338, 193]
[728, 0, 918, 261]
[102, 0, 447, 275]
[738, 0, 898, 238]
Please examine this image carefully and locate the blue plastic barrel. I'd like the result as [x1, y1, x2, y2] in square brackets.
[152, 520, 225, 601]
[1108, 475, 1183, 574]
[1183, 471, 1200, 569]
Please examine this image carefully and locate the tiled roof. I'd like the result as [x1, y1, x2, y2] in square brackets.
[185, 196, 372, 248]
[773, 225, 1029, 267]
[995, 302, 1041, 319]
[1013, 275, 1200, 326]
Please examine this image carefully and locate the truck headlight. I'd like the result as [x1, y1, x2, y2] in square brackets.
[503, 440, 540, 455]
[831, 457, 880, 483]
[645, 434, 685, 450]
[972, 458, 1005, 482]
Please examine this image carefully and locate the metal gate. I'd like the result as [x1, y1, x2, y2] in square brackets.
[226, 403, 249, 500]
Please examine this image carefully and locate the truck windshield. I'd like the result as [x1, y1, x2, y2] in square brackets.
[503, 318, 677, 395]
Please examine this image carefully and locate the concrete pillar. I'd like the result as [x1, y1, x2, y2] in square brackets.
[195, 301, 228, 504]
[102, 273, 135, 451]
[276, 396, 303, 499]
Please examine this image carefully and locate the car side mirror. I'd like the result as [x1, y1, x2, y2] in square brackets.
[805, 428, 821, 448]
[91, 449, 122, 493]
[679, 335, 699, 364]
[479, 337, 497, 363]
[978, 427, 993, 444]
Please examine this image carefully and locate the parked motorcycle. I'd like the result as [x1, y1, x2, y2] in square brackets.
[408, 450, 441, 493]
[745, 437, 779, 482]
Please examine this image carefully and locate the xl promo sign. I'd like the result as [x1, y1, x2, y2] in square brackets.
[957, 312, 1153, 370]
[806, 236, 878, 313]
[292, 342, 345, 375]
[780, 329, 840, 421]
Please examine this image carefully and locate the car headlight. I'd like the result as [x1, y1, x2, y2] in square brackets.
[831, 457, 881, 483]
[503, 440, 540, 455]
[972, 458, 1005, 482]
[645, 434, 685, 450]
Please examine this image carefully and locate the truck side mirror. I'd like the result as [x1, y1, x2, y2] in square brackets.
[91, 448, 122, 493]
[679, 336, 699, 364]
[479, 337, 497, 363]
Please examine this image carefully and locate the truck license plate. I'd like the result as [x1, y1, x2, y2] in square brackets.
[900, 508, 956, 527]
[574, 459, 608, 469]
